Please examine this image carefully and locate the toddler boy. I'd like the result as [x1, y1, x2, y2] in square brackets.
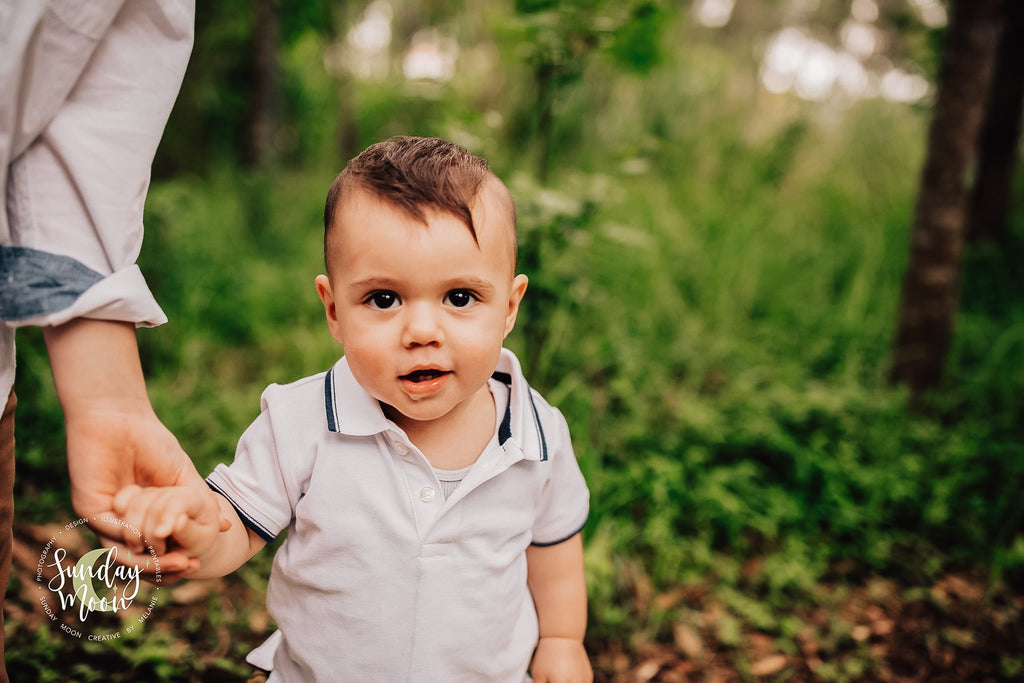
[117, 137, 591, 682]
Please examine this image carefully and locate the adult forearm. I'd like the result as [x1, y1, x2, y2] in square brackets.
[43, 318, 152, 419]
[42, 317, 202, 558]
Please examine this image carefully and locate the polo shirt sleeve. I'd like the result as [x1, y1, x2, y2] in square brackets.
[530, 394, 590, 546]
[206, 384, 306, 543]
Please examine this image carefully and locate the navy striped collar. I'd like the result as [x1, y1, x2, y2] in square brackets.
[323, 349, 547, 461]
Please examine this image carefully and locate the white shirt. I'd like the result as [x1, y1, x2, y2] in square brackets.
[207, 348, 590, 682]
[0, 0, 193, 399]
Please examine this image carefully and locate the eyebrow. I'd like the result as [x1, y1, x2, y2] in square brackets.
[347, 276, 498, 294]
[347, 277, 401, 292]
[447, 277, 497, 295]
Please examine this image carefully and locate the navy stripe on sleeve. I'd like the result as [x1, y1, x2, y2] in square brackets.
[207, 479, 276, 543]
[530, 517, 587, 547]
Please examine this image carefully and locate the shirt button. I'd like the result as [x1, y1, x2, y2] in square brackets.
[419, 486, 436, 502]
[394, 442, 410, 456]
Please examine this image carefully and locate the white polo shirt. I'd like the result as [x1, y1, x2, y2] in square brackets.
[206, 348, 590, 682]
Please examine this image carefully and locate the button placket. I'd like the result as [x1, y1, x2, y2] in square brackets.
[394, 441, 410, 457]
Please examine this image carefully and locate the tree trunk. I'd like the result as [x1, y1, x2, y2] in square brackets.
[249, 0, 279, 168]
[325, 1, 359, 164]
[968, 0, 1024, 244]
[534, 62, 556, 184]
[889, 0, 1002, 396]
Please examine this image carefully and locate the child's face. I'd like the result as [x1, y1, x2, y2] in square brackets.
[316, 183, 528, 431]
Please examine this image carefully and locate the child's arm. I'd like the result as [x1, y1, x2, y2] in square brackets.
[184, 493, 266, 578]
[114, 485, 266, 579]
[526, 533, 592, 683]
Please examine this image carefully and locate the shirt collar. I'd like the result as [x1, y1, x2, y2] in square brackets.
[323, 356, 391, 437]
[323, 348, 548, 462]
[491, 348, 549, 462]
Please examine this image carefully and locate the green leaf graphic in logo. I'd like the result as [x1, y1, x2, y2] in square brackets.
[72, 548, 117, 613]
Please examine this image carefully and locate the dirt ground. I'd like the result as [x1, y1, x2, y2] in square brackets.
[589, 570, 1024, 682]
[7, 523, 1023, 682]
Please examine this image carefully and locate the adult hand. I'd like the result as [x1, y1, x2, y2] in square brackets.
[44, 319, 224, 574]
[65, 404, 207, 572]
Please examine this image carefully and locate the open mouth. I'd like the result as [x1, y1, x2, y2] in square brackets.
[399, 368, 451, 396]
[401, 369, 450, 383]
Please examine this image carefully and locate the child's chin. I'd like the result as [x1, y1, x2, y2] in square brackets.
[384, 398, 455, 424]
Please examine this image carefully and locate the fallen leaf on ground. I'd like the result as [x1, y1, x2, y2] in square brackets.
[749, 654, 788, 676]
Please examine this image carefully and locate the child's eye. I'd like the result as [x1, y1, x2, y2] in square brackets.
[366, 291, 400, 310]
[444, 289, 477, 308]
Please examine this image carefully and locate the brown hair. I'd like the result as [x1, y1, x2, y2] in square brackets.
[323, 137, 516, 267]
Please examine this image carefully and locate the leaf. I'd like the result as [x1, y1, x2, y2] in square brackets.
[749, 654, 788, 676]
[170, 579, 220, 605]
[673, 622, 704, 660]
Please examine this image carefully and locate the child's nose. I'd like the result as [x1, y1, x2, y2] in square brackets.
[401, 302, 444, 347]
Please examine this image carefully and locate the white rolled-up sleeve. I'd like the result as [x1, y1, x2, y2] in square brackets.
[0, 0, 194, 329]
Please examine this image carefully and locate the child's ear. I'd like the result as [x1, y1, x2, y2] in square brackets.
[315, 274, 344, 345]
[503, 274, 529, 338]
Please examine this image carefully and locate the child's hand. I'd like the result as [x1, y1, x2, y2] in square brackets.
[530, 636, 593, 683]
[113, 483, 224, 577]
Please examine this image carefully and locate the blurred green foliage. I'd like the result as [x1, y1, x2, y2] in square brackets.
[10, 0, 1024, 678]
